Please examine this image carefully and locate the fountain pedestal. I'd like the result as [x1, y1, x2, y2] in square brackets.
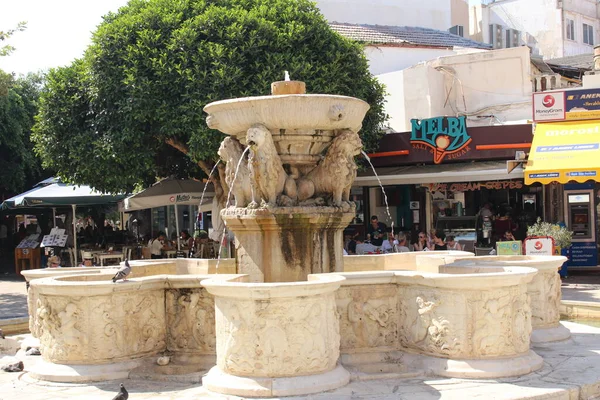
[223, 207, 354, 282]
[201, 274, 349, 397]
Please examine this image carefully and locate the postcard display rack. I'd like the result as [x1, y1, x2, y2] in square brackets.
[15, 234, 42, 275]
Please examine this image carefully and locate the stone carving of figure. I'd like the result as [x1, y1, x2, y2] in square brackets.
[59, 303, 84, 346]
[246, 124, 297, 206]
[296, 130, 362, 207]
[218, 136, 254, 207]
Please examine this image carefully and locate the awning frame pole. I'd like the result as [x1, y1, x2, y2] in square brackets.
[175, 204, 181, 251]
[72, 204, 77, 266]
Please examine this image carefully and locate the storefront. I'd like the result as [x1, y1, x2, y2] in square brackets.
[526, 91, 600, 268]
[352, 117, 536, 248]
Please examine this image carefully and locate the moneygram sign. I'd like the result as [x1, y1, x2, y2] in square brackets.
[532, 92, 566, 122]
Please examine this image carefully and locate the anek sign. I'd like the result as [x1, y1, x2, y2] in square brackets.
[410, 116, 471, 164]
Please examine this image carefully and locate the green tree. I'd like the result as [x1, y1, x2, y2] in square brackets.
[0, 72, 47, 195]
[0, 22, 27, 96]
[33, 0, 386, 195]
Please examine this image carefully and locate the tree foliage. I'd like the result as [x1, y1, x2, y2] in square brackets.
[0, 72, 47, 195]
[33, 0, 386, 193]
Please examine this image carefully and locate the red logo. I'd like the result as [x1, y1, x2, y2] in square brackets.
[169, 196, 175, 203]
[542, 95, 555, 108]
[534, 241, 543, 250]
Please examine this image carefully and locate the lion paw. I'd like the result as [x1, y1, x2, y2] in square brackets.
[247, 201, 259, 209]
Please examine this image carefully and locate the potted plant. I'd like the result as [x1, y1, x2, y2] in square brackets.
[527, 218, 573, 277]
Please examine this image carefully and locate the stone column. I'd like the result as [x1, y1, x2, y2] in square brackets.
[223, 207, 354, 282]
[202, 275, 349, 397]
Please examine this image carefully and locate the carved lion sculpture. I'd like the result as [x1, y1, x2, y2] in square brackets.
[247, 124, 297, 206]
[217, 136, 253, 207]
[297, 130, 362, 207]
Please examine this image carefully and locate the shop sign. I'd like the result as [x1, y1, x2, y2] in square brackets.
[568, 242, 598, 267]
[168, 193, 202, 203]
[524, 236, 554, 256]
[565, 88, 600, 121]
[532, 92, 566, 122]
[422, 180, 523, 192]
[496, 241, 522, 255]
[410, 116, 471, 164]
[533, 88, 600, 122]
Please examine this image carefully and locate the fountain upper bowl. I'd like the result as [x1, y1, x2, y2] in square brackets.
[204, 94, 370, 135]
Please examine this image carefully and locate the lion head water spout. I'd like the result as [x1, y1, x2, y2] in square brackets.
[204, 80, 370, 282]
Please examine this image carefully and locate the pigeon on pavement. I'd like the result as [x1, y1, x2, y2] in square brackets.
[25, 347, 41, 356]
[112, 383, 129, 400]
[0, 328, 4, 339]
[112, 259, 131, 283]
[1, 361, 24, 372]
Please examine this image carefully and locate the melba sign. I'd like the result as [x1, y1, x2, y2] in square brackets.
[410, 116, 471, 164]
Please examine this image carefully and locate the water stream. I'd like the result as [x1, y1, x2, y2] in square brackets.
[361, 151, 395, 237]
[197, 160, 221, 218]
[215, 146, 251, 270]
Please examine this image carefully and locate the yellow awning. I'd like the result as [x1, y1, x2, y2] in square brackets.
[525, 120, 600, 184]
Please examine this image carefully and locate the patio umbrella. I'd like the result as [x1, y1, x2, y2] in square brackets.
[123, 178, 214, 250]
[6, 180, 127, 265]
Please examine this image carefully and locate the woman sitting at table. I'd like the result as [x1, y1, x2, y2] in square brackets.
[150, 232, 167, 259]
[47, 255, 63, 268]
[180, 230, 194, 250]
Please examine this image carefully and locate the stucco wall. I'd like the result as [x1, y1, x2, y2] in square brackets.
[378, 46, 532, 132]
[365, 46, 456, 76]
[314, 0, 452, 29]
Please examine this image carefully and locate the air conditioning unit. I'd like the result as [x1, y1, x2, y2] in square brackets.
[506, 28, 521, 47]
[449, 25, 464, 37]
[489, 24, 503, 48]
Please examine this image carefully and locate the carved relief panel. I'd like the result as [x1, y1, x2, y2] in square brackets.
[214, 293, 340, 378]
[528, 270, 561, 329]
[36, 290, 167, 364]
[398, 287, 466, 358]
[166, 288, 216, 354]
[336, 284, 398, 352]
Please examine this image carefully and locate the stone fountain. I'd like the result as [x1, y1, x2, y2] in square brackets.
[18, 78, 574, 399]
[205, 77, 369, 283]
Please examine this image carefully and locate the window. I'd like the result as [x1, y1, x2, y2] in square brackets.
[449, 25, 464, 37]
[583, 23, 594, 45]
[506, 29, 521, 48]
[566, 18, 575, 40]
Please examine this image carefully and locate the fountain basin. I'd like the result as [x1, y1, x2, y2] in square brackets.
[334, 267, 543, 379]
[204, 94, 369, 135]
[201, 274, 349, 397]
[23, 258, 236, 338]
[205, 94, 369, 169]
[27, 272, 243, 382]
[443, 255, 569, 343]
[342, 251, 475, 273]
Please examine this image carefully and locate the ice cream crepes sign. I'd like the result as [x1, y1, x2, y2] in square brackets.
[410, 116, 472, 164]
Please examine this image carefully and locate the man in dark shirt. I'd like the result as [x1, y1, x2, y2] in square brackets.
[368, 215, 387, 246]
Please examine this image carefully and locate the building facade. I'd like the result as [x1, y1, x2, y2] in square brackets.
[470, 0, 600, 59]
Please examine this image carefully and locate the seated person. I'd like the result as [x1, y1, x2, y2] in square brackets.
[150, 232, 166, 259]
[47, 255, 62, 268]
[193, 231, 213, 259]
[413, 231, 428, 252]
[429, 231, 448, 251]
[380, 233, 398, 253]
[500, 230, 516, 242]
[395, 233, 411, 253]
[446, 235, 462, 251]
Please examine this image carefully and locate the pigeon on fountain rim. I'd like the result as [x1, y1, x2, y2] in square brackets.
[112, 259, 131, 283]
